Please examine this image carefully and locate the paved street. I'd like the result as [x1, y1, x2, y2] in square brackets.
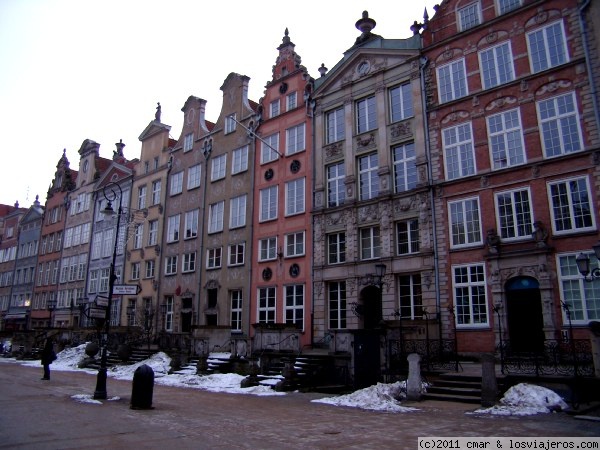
[0, 362, 597, 449]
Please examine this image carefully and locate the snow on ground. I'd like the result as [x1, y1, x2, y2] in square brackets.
[470, 383, 569, 416]
[0, 345, 571, 415]
[312, 381, 419, 412]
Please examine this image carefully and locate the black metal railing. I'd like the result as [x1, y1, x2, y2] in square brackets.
[387, 338, 459, 374]
[498, 339, 594, 377]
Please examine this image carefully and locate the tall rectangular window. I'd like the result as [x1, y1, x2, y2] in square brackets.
[498, 0, 521, 14]
[286, 123, 305, 155]
[152, 180, 161, 205]
[145, 260, 155, 279]
[182, 252, 196, 273]
[270, 99, 280, 118]
[359, 153, 379, 200]
[558, 253, 600, 324]
[356, 95, 377, 134]
[148, 220, 158, 246]
[538, 92, 582, 158]
[285, 284, 304, 330]
[258, 287, 276, 324]
[399, 275, 422, 319]
[232, 146, 249, 174]
[495, 188, 533, 240]
[229, 195, 247, 229]
[261, 133, 279, 164]
[207, 247, 222, 269]
[133, 223, 143, 249]
[454, 264, 488, 327]
[285, 231, 304, 257]
[327, 162, 345, 208]
[449, 197, 482, 248]
[259, 237, 277, 261]
[188, 164, 201, 190]
[183, 133, 194, 152]
[184, 209, 199, 239]
[138, 186, 147, 209]
[397, 219, 419, 255]
[225, 113, 237, 134]
[393, 142, 417, 192]
[208, 201, 225, 233]
[259, 186, 278, 222]
[458, 2, 480, 31]
[285, 178, 305, 216]
[548, 177, 594, 234]
[211, 154, 227, 181]
[443, 122, 475, 180]
[165, 296, 174, 332]
[438, 59, 467, 103]
[131, 262, 140, 280]
[360, 227, 381, 260]
[487, 109, 525, 169]
[527, 21, 568, 73]
[167, 214, 180, 243]
[479, 42, 514, 89]
[327, 232, 346, 265]
[326, 107, 344, 144]
[165, 256, 178, 275]
[286, 92, 297, 111]
[228, 243, 245, 266]
[231, 290, 243, 332]
[390, 83, 413, 122]
[329, 282, 347, 329]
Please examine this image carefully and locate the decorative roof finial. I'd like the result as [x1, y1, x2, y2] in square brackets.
[318, 63, 328, 77]
[355, 11, 376, 34]
[155, 102, 161, 121]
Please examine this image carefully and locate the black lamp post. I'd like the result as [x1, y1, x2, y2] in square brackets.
[93, 181, 123, 400]
[492, 303, 504, 374]
[575, 242, 600, 281]
[47, 297, 57, 328]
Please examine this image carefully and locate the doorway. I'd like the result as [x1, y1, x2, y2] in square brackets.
[505, 276, 545, 352]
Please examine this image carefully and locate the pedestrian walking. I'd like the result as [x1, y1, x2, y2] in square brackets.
[40, 339, 56, 380]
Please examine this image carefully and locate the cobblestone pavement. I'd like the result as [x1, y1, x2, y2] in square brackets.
[0, 363, 597, 449]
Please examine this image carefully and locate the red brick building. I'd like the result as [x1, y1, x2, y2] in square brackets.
[421, 0, 600, 355]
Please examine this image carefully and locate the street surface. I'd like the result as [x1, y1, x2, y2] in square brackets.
[0, 363, 597, 449]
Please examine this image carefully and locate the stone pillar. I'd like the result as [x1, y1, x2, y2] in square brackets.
[480, 353, 498, 407]
[406, 353, 422, 401]
[589, 321, 600, 378]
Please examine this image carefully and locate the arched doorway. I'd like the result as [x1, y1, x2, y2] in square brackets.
[360, 285, 382, 329]
[505, 276, 545, 352]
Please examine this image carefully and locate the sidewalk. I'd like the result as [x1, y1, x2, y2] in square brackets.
[0, 362, 597, 450]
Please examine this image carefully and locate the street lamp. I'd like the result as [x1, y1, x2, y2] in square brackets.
[93, 181, 123, 400]
[47, 297, 57, 328]
[575, 242, 600, 281]
[143, 308, 154, 350]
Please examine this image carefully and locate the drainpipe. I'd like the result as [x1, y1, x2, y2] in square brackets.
[197, 140, 211, 330]
[309, 88, 317, 348]
[419, 56, 442, 338]
[579, 0, 600, 134]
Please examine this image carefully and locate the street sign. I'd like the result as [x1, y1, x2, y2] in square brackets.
[89, 308, 106, 319]
[112, 284, 141, 295]
[95, 297, 109, 307]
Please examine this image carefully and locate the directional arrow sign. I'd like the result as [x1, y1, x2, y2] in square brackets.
[113, 284, 141, 295]
[89, 308, 107, 319]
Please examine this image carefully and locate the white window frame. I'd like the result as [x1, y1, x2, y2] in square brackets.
[207, 247, 222, 269]
[184, 209, 199, 239]
[182, 252, 196, 273]
[393, 142, 417, 193]
[327, 162, 345, 207]
[259, 237, 277, 262]
[187, 164, 201, 190]
[257, 287, 276, 324]
[259, 186, 278, 222]
[225, 113, 236, 134]
[495, 188, 534, 241]
[327, 232, 346, 265]
[138, 186, 147, 209]
[228, 243, 245, 266]
[449, 197, 483, 248]
[358, 153, 379, 201]
[356, 95, 377, 134]
[497, 0, 521, 15]
[537, 92, 583, 158]
[148, 220, 158, 246]
[286, 123, 305, 155]
[183, 133, 194, 152]
[231, 290, 243, 332]
[285, 178, 305, 216]
[326, 107, 345, 144]
[437, 59, 468, 103]
[232, 145, 249, 174]
[443, 122, 475, 180]
[261, 133, 279, 164]
[389, 82, 413, 122]
[479, 41, 515, 90]
[285, 231, 305, 257]
[208, 201, 224, 234]
[211, 154, 227, 181]
[527, 21, 568, 74]
[548, 176, 595, 235]
[270, 99, 280, 118]
[453, 263, 488, 328]
[487, 108, 526, 169]
[165, 256, 178, 275]
[360, 227, 381, 260]
[152, 180, 161, 205]
[286, 91, 297, 111]
[229, 195, 247, 229]
[557, 253, 600, 325]
[396, 219, 420, 255]
[167, 214, 180, 243]
[458, 2, 481, 31]
[284, 284, 304, 330]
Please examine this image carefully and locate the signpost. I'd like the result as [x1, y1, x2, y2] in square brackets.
[112, 284, 142, 295]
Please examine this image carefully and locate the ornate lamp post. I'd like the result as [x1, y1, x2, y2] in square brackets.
[575, 242, 600, 281]
[144, 308, 154, 350]
[93, 181, 123, 400]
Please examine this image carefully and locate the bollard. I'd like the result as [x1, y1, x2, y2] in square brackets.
[130, 364, 154, 410]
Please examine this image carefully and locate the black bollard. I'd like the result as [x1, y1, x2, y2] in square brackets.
[130, 364, 154, 410]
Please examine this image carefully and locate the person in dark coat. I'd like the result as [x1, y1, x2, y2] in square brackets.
[40, 339, 56, 380]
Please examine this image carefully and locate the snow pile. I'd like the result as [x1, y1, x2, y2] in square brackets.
[110, 352, 172, 380]
[312, 381, 419, 413]
[472, 383, 568, 416]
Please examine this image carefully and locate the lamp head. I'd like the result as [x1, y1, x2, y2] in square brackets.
[102, 201, 115, 216]
[576, 252, 591, 277]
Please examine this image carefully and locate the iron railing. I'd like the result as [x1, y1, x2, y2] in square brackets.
[498, 339, 594, 377]
[387, 338, 459, 374]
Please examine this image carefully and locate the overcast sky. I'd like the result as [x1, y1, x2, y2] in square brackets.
[0, 0, 436, 208]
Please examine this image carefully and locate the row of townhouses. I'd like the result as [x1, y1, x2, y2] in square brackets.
[2, 0, 600, 387]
